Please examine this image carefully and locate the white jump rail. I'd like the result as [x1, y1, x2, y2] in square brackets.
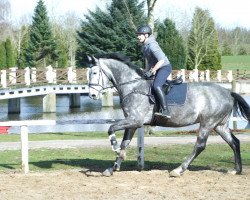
[0, 120, 56, 173]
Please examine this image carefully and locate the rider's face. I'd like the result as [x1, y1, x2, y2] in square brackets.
[137, 33, 148, 43]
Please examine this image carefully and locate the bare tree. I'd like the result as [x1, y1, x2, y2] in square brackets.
[146, 0, 157, 32]
[53, 12, 80, 67]
[0, 0, 11, 41]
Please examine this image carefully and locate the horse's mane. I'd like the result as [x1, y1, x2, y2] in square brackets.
[95, 52, 144, 77]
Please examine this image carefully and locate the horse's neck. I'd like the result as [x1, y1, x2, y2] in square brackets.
[107, 61, 148, 95]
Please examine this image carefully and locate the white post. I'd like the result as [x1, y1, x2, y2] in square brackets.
[217, 70, 222, 82]
[68, 66, 77, 83]
[24, 67, 31, 86]
[227, 70, 233, 82]
[137, 127, 144, 170]
[1, 70, 7, 88]
[31, 68, 37, 83]
[46, 65, 56, 83]
[180, 69, 186, 82]
[193, 69, 198, 82]
[21, 125, 29, 174]
[205, 70, 210, 82]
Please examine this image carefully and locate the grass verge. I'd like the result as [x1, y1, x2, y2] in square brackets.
[0, 129, 249, 142]
[0, 143, 249, 173]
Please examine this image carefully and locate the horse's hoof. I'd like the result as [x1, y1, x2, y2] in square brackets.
[228, 170, 238, 175]
[102, 168, 113, 177]
[169, 170, 181, 177]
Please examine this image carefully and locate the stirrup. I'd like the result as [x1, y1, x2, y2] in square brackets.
[154, 108, 171, 119]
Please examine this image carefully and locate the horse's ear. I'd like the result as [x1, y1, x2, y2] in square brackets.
[86, 55, 97, 67]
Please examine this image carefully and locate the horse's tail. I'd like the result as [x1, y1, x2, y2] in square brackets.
[231, 92, 250, 122]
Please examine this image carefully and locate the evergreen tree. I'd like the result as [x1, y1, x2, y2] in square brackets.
[0, 42, 6, 69]
[25, 0, 58, 68]
[187, 7, 221, 70]
[156, 19, 186, 69]
[17, 26, 30, 68]
[57, 37, 68, 68]
[5, 38, 15, 68]
[222, 42, 233, 56]
[76, 0, 146, 67]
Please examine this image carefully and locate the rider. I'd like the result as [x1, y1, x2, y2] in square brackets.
[136, 25, 172, 119]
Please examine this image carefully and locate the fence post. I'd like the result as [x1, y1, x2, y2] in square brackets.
[205, 70, 210, 82]
[68, 66, 77, 83]
[180, 69, 185, 82]
[31, 68, 36, 83]
[24, 67, 31, 86]
[46, 65, 56, 84]
[227, 70, 233, 82]
[1, 70, 7, 88]
[217, 70, 222, 82]
[137, 127, 144, 170]
[193, 69, 198, 82]
[21, 125, 29, 174]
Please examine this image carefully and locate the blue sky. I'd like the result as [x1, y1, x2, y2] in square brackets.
[9, 0, 250, 29]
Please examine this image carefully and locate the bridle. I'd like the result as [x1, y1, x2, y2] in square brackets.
[88, 61, 146, 94]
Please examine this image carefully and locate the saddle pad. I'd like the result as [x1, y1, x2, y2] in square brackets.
[166, 83, 188, 106]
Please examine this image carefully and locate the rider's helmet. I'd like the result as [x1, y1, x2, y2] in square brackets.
[136, 25, 152, 35]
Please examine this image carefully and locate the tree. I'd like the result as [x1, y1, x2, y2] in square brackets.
[0, 42, 6, 69]
[76, 0, 146, 67]
[157, 18, 186, 69]
[238, 46, 247, 55]
[222, 42, 232, 56]
[5, 38, 15, 67]
[16, 25, 30, 68]
[0, 0, 11, 41]
[25, 0, 58, 67]
[146, 0, 157, 32]
[52, 12, 80, 67]
[187, 7, 221, 70]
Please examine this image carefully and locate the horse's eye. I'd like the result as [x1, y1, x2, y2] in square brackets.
[93, 72, 97, 75]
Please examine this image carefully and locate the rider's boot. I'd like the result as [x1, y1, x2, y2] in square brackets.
[154, 87, 171, 119]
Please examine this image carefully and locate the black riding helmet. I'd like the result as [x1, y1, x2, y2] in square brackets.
[136, 25, 152, 35]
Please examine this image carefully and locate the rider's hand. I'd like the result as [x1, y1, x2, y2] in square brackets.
[143, 71, 153, 79]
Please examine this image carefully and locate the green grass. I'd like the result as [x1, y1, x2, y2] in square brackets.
[1, 129, 249, 142]
[222, 55, 250, 70]
[0, 143, 249, 172]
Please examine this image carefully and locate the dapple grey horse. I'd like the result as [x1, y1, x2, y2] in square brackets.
[87, 53, 250, 177]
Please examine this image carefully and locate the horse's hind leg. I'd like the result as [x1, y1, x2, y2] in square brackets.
[170, 126, 211, 177]
[215, 124, 242, 174]
[103, 128, 136, 177]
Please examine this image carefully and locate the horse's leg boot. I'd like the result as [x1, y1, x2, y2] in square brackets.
[154, 87, 171, 119]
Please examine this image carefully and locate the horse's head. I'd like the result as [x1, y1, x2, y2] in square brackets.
[87, 55, 110, 100]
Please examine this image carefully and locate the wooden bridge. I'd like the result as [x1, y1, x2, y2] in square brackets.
[1, 66, 249, 89]
[0, 66, 249, 114]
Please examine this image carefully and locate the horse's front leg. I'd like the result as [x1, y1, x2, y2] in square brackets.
[103, 128, 136, 177]
[108, 118, 143, 152]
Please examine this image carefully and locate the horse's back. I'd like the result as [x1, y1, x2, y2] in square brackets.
[156, 82, 234, 127]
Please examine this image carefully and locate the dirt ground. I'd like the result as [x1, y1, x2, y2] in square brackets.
[0, 168, 250, 200]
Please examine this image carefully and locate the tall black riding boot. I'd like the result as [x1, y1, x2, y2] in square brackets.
[154, 87, 171, 119]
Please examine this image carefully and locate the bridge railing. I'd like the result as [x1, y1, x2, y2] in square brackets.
[0, 66, 249, 89]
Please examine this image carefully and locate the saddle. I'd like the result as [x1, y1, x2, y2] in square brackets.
[149, 76, 187, 106]
[162, 76, 183, 95]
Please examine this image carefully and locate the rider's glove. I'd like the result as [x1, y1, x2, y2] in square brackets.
[143, 71, 153, 79]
